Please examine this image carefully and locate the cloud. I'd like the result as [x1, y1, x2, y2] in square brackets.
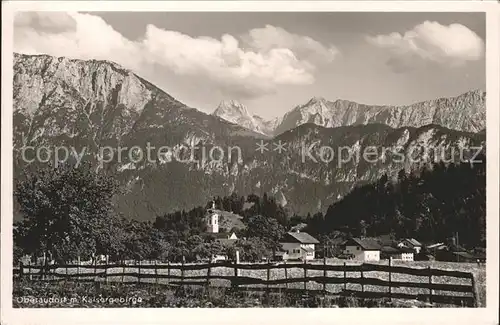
[15, 12, 77, 33]
[244, 25, 339, 64]
[141, 25, 315, 97]
[14, 12, 338, 98]
[14, 12, 140, 69]
[366, 21, 484, 71]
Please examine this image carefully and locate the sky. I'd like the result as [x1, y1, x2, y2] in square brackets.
[13, 11, 486, 120]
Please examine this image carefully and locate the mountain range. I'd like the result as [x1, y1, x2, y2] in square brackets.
[12, 53, 486, 220]
[212, 92, 485, 136]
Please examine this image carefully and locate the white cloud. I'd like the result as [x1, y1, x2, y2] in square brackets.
[14, 12, 338, 98]
[15, 12, 77, 32]
[366, 21, 484, 70]
[244, 24, 339, 64]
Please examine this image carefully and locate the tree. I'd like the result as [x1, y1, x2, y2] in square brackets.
[14, 162, 119, 264]
[321, 157, 486, 249]
[234, 237, 269, 262]
[244, 214, 285, 252]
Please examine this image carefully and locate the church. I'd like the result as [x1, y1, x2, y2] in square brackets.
[203, 202, 238, 261]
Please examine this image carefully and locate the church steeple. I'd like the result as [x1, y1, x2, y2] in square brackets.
[206, 200, 219, 233]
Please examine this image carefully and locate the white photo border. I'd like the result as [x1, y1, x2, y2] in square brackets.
[1, 2, 498, 325]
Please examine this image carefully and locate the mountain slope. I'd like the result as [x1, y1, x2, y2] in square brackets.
[13, 53, 265, 157]
[274, 91, 486, 135]
[13, 53, 486, 220]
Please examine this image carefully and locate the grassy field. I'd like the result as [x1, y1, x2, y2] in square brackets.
[17, 259, 486, 307]
[13, 279, 449, 308]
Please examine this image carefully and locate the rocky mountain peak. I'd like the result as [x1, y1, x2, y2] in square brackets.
[214, 99, 250, 117]
[273, 91, 486, 136]
[212, 100, 275, 136]
[308, 96, 327, 104]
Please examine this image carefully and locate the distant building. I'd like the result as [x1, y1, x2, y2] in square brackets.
[426, 242, 446, 250]
[397, 238, 423, 254]
[290, 223, 308, 233]
[342, 238, 381, 262]
[381, 246, 414, 261]
[209, 232, 238, 246]
[436, 249, 476, 263]
[472, 247, 486, 263]
[280, 230, 320, 261]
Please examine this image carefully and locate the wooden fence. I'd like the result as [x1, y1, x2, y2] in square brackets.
[14, 259, 477, 307]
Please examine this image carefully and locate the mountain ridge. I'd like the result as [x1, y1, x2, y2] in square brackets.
[12, 52, 486, 220]
[273, 89, 485, 135]
[211, 90, 485, 136]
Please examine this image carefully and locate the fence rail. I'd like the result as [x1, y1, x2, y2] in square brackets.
[15, 259, 477, 307]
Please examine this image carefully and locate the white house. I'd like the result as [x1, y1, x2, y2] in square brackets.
[397, 238, 422, 254]
[280, 231, 320, 261]
[342, 238, 381, 262]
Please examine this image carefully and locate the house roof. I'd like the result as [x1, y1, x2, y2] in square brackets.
[290, 223, 308, 232]
[203, 232, 236, 239]
[217, 238, 237, 247]
[398, 247, 415, 253]
[381, 246, 400, 254]
[282, 231, 320, 244]
[345, 238, 381, 250]
[453, 251, 475, 259]
[427, 242, 446, 249]
[404, 238, 422, 246]
[378, 235, 396, 246]
[382, 246, 414, 254]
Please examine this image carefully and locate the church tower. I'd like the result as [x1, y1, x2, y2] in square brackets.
[206, 201, 219, 233]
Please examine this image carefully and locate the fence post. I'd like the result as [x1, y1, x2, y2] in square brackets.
[19, 261, 24, 281]
[470, 273, 478, 307]
[122, 260, 126, 283]
[65, 262, 68, 284]
[266, 259, 271, 302]
[303, 259, 307, 291]
[42, 252, 46, 280]
[428, 266, 433, 304]
[167, 261, 170, 285]
[104, 255, 108, 284]
[322, 255, 327, 292]
[93, 256, 98, 282]
[284, 261, 288, 290]
[77, 256, 80, 281]
[137, 260, 141, 284]
[181, 256, 185, 288]
[154, 260, 158, 288]
[206, 261, 211, 298]
[360, 267, 364, 293]
[28, 259, 32, 281]
[343, 262, 347, 291]
[388, 258, 392, 300]
[233, 251, 239, 290]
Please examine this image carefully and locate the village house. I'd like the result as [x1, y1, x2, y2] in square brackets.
[342, 238, 381, 262]
[397, 238, 423, 254]
[279, 230, 320, 261]
[381, 246, 414, 261]
[435, 248, 476, 263]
